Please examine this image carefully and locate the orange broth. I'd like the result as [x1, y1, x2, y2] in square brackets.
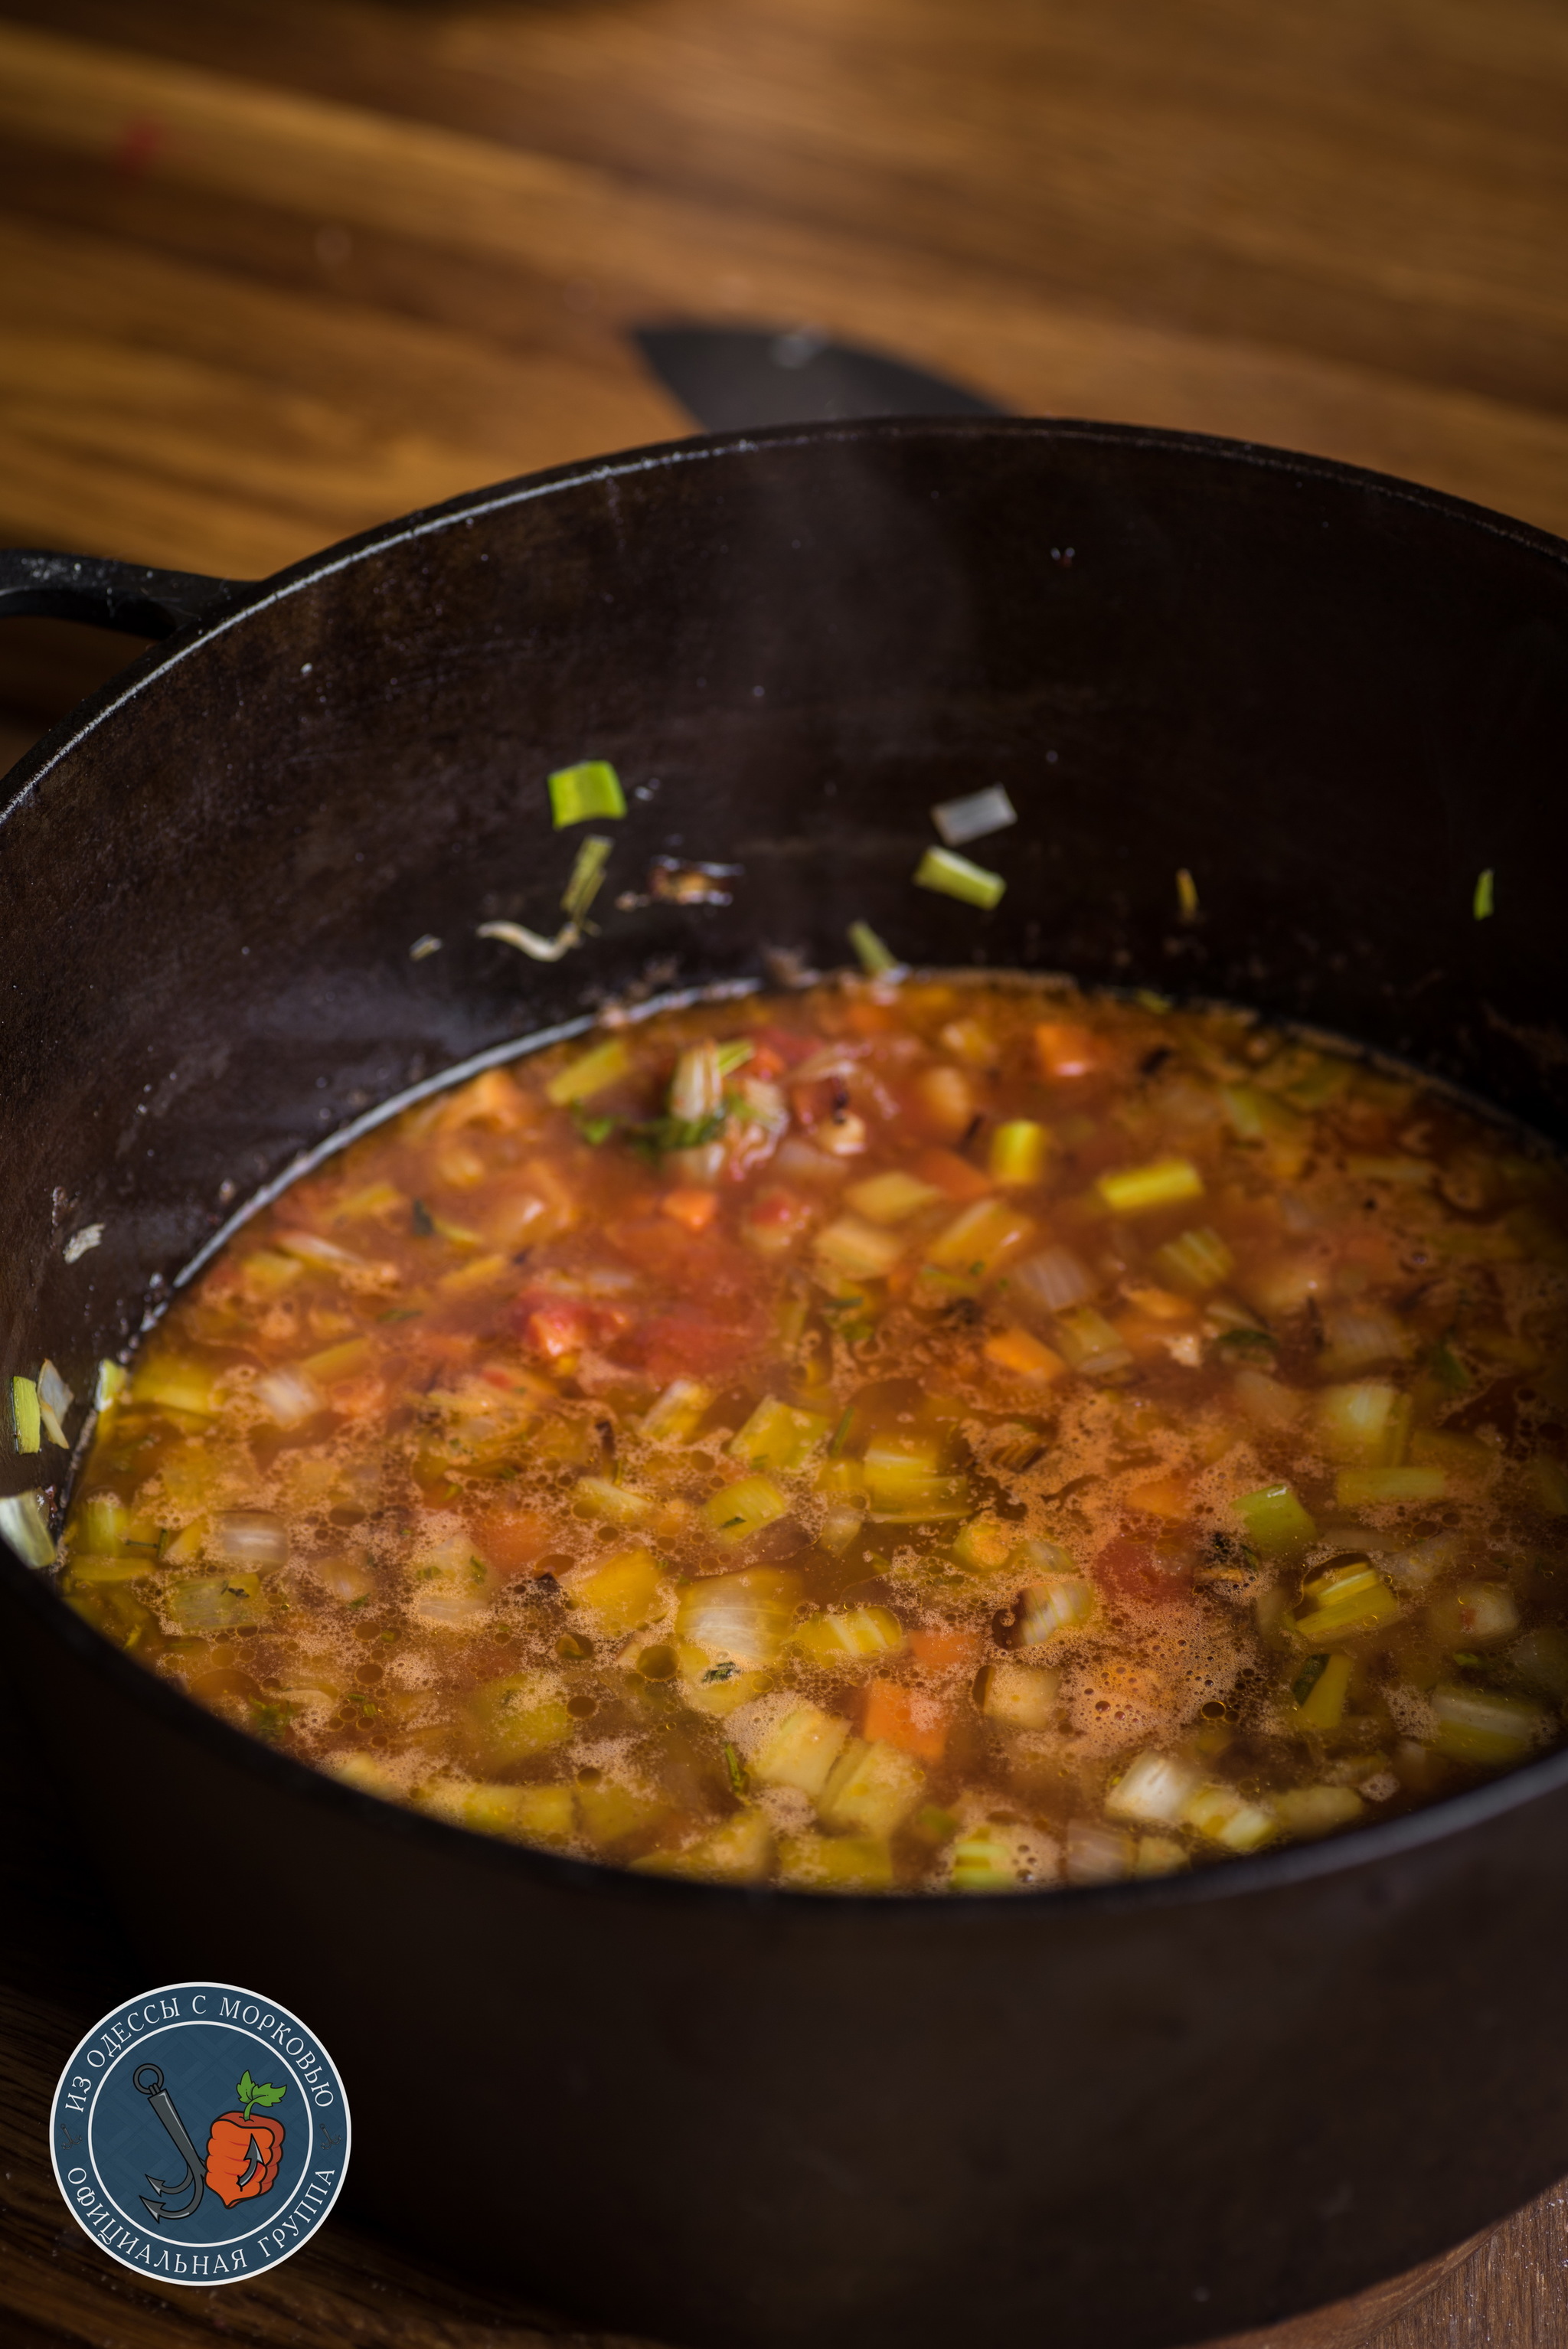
[59, 978, 1568, 1892]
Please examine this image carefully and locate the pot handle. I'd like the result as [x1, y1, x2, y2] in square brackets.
[0, 547, 250, 639]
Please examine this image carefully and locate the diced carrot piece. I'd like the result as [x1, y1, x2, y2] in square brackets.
[661, 1187, 719, 1233]
[469, 1507, 554, 1577]
[1125, 1477, 1191, 1521]
[862, 1678, 951, 1763]
[908, 1065, 975, 1142]
[1120, 1282, 1194, 1322]
[983, 1327, 1067, 1382]
[909, 1627, 982, 1673]
[1035, 1021, 1102, 1079]
[913, 1146, 992, 1202]
[845, 999, 903, 1035]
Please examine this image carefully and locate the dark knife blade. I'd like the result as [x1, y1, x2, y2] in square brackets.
[633, 325, 1007, 433]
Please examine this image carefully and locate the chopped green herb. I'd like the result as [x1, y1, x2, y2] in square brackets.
[724, 1741, 748, 1795]
[561, 832, 613, 924]
[828, 1407, 854, 1457]
[913, 845, 1005, 910]
[573, 1107, 619, 1146]
[1474, 867, 1495, 921]
[549, 760, 626, 828]
[379, 1308, 423, 1322]
[346, 1691, 378, 1714]
[1217, 1327, 1278, 1357]
[701, 1661, 740, 1684]
[1292, 1655, 1329, 1704]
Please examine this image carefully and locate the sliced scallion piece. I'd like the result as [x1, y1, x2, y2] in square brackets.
[1474, 867, 1495, 921]
[11, 1376, 41, 1455]
[913, 845, 1005, 911]
[560, 833, 613, 924]
[848, 920, 900, 975]
[548, 760, 626, 828]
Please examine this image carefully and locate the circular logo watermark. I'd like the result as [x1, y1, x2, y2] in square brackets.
[50, 1981, 350, 2285]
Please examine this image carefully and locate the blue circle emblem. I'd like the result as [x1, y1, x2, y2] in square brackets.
[50, 1981, 350, 2285]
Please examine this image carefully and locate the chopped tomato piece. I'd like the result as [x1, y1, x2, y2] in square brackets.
[661, 1187, 719, 1233]
[524, 1299, 593, 1359]
[1035, 1021, 1102, 1079]
[863, 1678, 951, 1762]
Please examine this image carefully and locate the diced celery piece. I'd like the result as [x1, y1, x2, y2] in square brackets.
[1015, 1573, 1096, 1642]
[1180, 1782, 1276, 1853]
[544, 1033, 632, 1106]
[1273, 1785, 1365, 1838]
[642, 1808, 776, 1883]
[728, 1396, 833, 1474]
[641, 1377, 715, 1443]
[1065, 1821, 1136, 1884]
[1220, 1083, 1310, 1169]
[560, 1546, 666, 1635]
[913, 845, 1005, 910]
[1427, 1581, 1520, 1647]
[1154, 1226, 1235, 1292]
[1294, 1650, 1352, 1727]
[1106, 1752, 1202, 1826]
[818, 1736, 925, 1835]
[11, 1376, 41, 1455]
[847, 920, 900, 976]
[925, 1198, 1035, 1277]
[814, 1214, 906, 1280]
[168, 1572, 269, 1634]
[131, 1357, 223, 1420]
[988, 1120, 1051, 1185]
[749, 1700, 852, 1798]
[0, 1491, 55, 1570]
[1096, 1155, 1204, 1217]
[863, 1440, 969, 1520]
[1334, 1465, 1446, 1508]
[465, 1671, 574, 1771]
[571, 1475, 656, 1528]
[948, 1821, 1058, 1890]
[794, 1606, 905, 1665]
[1429, 1684, 1550, 1766]
[704, 1474, 790, 1544]
[1290, 1563, 1400, 1644]
[1233, 1482, 1318, 1554]
[779, 1831, 894, 1890]
[1052, 1305, 1133, 1377]
[1312, 1379, 1403, 1465]
[676, 1569, 802, 1668]
[844, 1170, 943, 1225]
[548, 760, 626, 828]
[978, 1659, 1060, 1730]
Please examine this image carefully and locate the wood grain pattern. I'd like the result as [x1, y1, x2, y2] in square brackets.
[2, 5, 1566, 2341]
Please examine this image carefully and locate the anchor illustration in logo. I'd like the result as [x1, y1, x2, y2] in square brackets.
[133, 2063, 288, 2223]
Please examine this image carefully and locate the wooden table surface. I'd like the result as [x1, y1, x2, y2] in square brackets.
[3, 5, 1568, 2342]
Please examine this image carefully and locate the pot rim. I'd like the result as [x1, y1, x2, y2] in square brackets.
[8, 410, 1568, 1924]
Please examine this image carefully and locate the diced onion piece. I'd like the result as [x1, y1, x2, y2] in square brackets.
[544, 1034, 632, 1106]
[168, 1572, 269, 1633]
[1313, 1380, 1403, 1465]
[641, 1377, 715, 1443]
[1233, 1368, 1303, 1429]
[211, 1510, 289, 1570]
[676, 1567, 801, 1667]
[1273, 1785, 1365, 1838]
[1015, 1573, 1096, 1643]
[1318, 1302, 1412, 1374]
[410, 1536, 496, 1628]
[1233, 1481, 1317, 1554]
[988, 1120, 1051, 1185]
[818, 1736, 925, 1835]
[95, 1358, 130, 1412]
[1180, 1782, 1276, 1853]
[1334, 1465, 1446, 1508]
[913, 845, 1005, 910]
[778, 1831, 893, 1890]
[0, 1491, 55, 1569]
[926, 1198, 1035, 1279]
[748, 1700, 851, 1797]
[1289, 1562, 1400, 1643]
[1097, 1155, 1204, 1217]
[670, 1040, 724, 1125]
[1012, 1244, 1098, 1314]
[978, 1659, 1060, 1730]
[930, 786, 1017, 847]
[814, 1214, 906, 1279]
[37, 1360, 74, 1425]
[844, 1170, 944, 1225]
[1426, 1580, 1520, 1647]
[547, 759, 626, 828]
[1429, 1684, 1550, 1766]
[795, 1606, 905, 1665]
[1154, 1226, 1235, 1292]
[254, 1367, 322, 1429]
[560, 1546, 667, 1635]
[728, 1397, 833, 1475]
[1052, 1305, 1133, 1378]
[1106, 1752, 1200, 1826]
[1065, 1821, 1135, 1883]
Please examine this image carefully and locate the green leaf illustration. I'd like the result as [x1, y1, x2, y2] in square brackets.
[237, 2073, 286, 2117]
[236, 2071, 256, 2106]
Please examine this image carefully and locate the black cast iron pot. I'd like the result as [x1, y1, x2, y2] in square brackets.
[3, 420, 1568, 2349]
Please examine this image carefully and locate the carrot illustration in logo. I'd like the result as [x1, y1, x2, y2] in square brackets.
[204, 2071, 287, 2207]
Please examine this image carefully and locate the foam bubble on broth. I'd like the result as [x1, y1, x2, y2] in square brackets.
[57, 975, 1568, 1893]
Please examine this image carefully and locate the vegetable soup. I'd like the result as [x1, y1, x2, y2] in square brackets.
[57, 979, 1568, 1892]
